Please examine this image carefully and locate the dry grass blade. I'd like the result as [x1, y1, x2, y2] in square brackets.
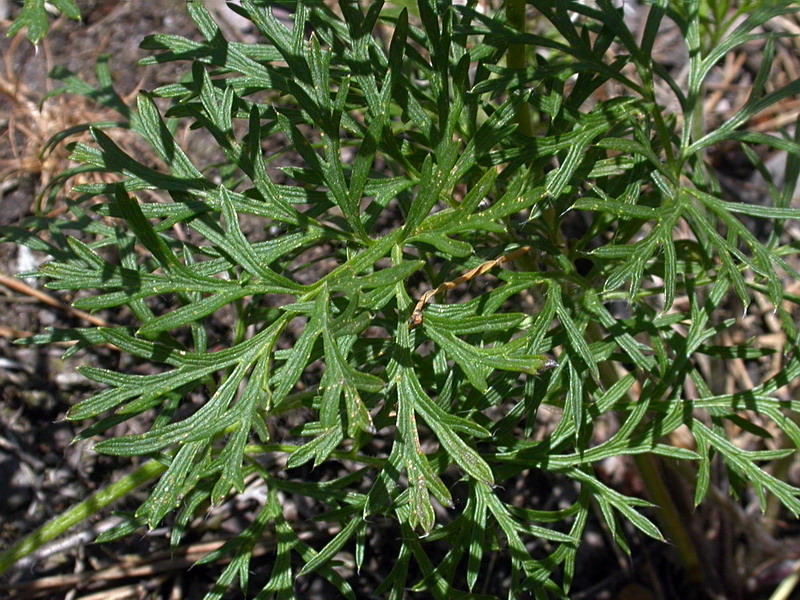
[0, 31, 147, 214]
[0, 273, 107, 328]
[408, 245, 532, 328]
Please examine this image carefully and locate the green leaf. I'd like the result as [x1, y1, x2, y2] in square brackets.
[466, 485, 488, 590]
[7, 0, 53, 44]
[94, 512, 147, 544]
[694, 420, 800, 515]
[570, 468, 662, 542]
[400, 370, 494, 487]
[423, 322, 555, 393]
[217, 187, 304, 290]
[136, 441, 203, 528]
[687, 72, 800, 156]
[404, 155, 447, 235]
[549, 282, 598, 379]
[137, 288, 252, 336]
[298, 516, 363, 577]
[286, 426, 344, 469]
[112, 185, 183, 274]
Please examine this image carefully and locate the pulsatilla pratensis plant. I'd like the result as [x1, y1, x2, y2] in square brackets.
[3, 0, 800, 598]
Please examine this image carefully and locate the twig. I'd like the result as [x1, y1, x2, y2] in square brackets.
[704, 53, 747, 116]
[11, 517, 125, 572]
[0, 273, 107, 327]
[408, 246, 532, 329]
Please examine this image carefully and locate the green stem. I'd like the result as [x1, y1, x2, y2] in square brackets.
[0, 439, 391, 574]
[245, 443, 387, 469]
[632, 453, 705, 585]
[589, 323, 706, 586]
[506, 0, 533, 137]
[0, 459, 167, 573]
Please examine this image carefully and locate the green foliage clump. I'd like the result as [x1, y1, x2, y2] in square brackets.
[4, 0, 800, 597]
[6, 0, 81, 45]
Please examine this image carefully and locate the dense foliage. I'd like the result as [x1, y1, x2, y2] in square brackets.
[4, 0, 800, 597]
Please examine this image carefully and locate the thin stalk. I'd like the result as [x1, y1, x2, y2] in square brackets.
[0, 436, 397, 575]
[506, 0, 533, 137]
[633, 453, 705, 585]
[245, 444, 387, 468]
[0, 459, 168, 573]
[590, 324, 706, 587]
